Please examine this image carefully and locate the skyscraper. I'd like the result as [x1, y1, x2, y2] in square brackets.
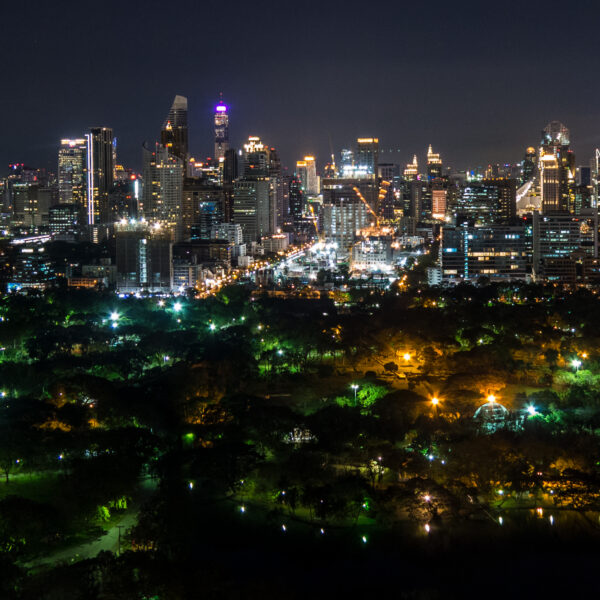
[426, 145, 443, 180]
[296, 156, 318, 195]
[142, 142, 185, 240]
[58, 139, 88, 207]
[86, 127, 115, 227]
[539, 121, 575, 214]
[289, 176, 304, 225]
[161, 95, 189, 162]
[522, 147, 536, 184]
[403, 155, 419, 181]
[355, 138, 379, 177]
[214, 96, 229, 161]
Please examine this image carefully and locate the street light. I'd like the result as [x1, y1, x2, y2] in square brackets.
[572, 358, 582, 372]
[526, 405, 537, 416]
[487, 394, 496, 404]
[173, 302, 182, 313]
[403, 353, 411, 361]
[110, 312, 119, 322]
[431, 397, 439, 406]
[351, 384, 359, 405]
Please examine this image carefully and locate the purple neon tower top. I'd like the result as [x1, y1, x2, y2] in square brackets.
[214, 94, 229, 160]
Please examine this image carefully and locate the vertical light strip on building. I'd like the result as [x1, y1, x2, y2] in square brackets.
[86, 133, 94, 225]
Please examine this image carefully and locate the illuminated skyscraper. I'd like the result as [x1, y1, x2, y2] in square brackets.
[355, 138, 379, 177]
[58, 138, 88, 207]
[539, 121, 575, 214]
[296, 156, 318, 195]
[142, 142, 185, 240]
[160, 95, 188, 162]
[289, 176, 304, 225]
[214, 95, 229, 160]
[426, 145, 443, 180]
[403, 155, 419, 181]
[86, 127, 115, 227]
[522, 146, 536, 184]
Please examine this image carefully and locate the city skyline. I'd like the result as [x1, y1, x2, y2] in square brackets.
[3, 0, 600, 172]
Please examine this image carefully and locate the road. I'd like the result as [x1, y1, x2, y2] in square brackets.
[23, 476, 157, 569]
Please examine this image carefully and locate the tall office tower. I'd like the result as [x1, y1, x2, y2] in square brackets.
[322, 188, 368, 253]
[160, 95, 189, 162]
[296, 156, 318, 195]
[142, 142, 185, 240]
[289, 176, 304, 225]
[115, 221, 173, 292]
[223, 148, 238, 184]
[522, 147, 536, 184]
[403, 155, 419, 181]
[85, 127, 115, 228]
[432, 188, 447, 220]
[426, 145, 443, 180]
[182, 179, 224, 241]
[539, 121, 575, 214]
[214, 96, 229, 160]
[233, 180, 272, 243]
[233, 136, 277, 241]
[485, 178, 518, 222]
[242, 136, 269, 177]
[222, 148, 238, 223]
[339, 149, 354, 176]
[58, 139, 88, 207]
[355, 138, 379, 177]
[268, 147, 285, 229]
[110, 176, 140, 220]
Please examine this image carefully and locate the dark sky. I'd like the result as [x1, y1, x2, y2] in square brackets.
[3, 0, 600, 174]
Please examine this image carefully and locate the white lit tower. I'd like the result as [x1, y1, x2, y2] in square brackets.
[214, 94, 229, 161]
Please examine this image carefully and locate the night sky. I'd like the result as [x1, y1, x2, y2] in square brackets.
[3, 0, 600, 174]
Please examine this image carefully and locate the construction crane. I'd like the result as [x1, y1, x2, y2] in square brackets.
[352, 186, 380, 227]
[308, 203, 325, 244]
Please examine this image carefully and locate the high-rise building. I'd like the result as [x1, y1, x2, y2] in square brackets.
[289, 176, 304, 225]
[115, 221, 173, 292]
[522, 147, 536, 184]
[532, 212, 583, 282]
[58, 139, 88, 207]
[86, 127, 115, 227]
[49, 204, 79, 236]
[539, 121, 575, 214]
[403, 155, 419, 181]
[214, 96, 229, 161]
[233, 180, 272, 243]
[296, 156, 318, 195]
[160, 95, 188, 162]
[322, 187, 368, 252]
[142, 142, 185, 240]
[355, 138, 379, 177]
[441, 223, 532, 283]
[432, 188, 447, 220]
[426, 145, 443, 180]
[183, 180, 224, 241]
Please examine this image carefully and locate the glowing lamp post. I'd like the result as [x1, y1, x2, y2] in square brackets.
[351, 384, 359, 406]
[572, 358, 582, 372]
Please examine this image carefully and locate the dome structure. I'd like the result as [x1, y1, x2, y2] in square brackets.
[473, 400, 510, 433]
